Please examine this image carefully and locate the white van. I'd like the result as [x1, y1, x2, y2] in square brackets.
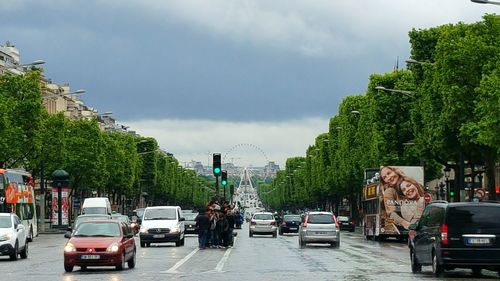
[81, 197, 112, 215]
[139, 206, 185, 247]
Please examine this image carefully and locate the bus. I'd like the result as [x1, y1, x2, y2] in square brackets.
[0, 168, 38, 241]
[362, 166, 425, 241]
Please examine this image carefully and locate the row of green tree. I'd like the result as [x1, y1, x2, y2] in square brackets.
[260, 15, 500, 214]
[0, 70, 215, 210]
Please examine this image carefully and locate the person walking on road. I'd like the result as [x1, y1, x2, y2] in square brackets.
[195, 208, 211, 249]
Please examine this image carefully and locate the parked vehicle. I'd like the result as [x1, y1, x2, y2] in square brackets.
[249, 212, 277, 237]
[337, 216, 355, 232]
[139, 206, 185, 247]
[279, 214, 301, 235]
[409, 201, 500, 277]
[298, 211, 340, 248]
[81, 197, 112, 215]
[64, 219, 136, 272]
[0, 213, 28, 260]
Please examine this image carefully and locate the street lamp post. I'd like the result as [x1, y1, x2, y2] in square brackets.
[375, 86, 414, 97]
[0, 59, 45, 72]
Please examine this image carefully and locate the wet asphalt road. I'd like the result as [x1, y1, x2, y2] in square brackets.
[0, 224, 498, 281]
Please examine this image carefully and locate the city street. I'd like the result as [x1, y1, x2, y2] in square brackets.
[1, 224, 498, 281]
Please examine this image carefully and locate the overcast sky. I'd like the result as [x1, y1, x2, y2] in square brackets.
[1, 1, 495, 167]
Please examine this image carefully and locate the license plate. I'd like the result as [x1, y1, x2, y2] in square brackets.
[81, 255, 100, 260]
[153, 234, 165, 238]
[467, 238, 490, 245]
[316, 231, 328, 235]
[289, 228, 297, 230]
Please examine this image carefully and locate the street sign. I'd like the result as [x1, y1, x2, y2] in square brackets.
[475, 188, 485, 200]
[424, 193, 432, 203]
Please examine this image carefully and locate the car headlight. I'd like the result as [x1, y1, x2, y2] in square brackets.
[0, 233, 13, 241]
[106, 243, 120, 252]
[140, 227, 148, 233]
[170, 225, 180, 233]
[64, 242, 76, 253]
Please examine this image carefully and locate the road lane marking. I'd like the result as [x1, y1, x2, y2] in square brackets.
[163, 247, 199, 274]
[215, 247, 232, 272]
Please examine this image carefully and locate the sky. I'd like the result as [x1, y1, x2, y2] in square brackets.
[0, 0, 495, 167]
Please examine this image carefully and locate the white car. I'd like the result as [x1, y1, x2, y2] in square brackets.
[249, 212, 278, 237]
[0, 213, 28, 260]
[299, 211, 340, 248]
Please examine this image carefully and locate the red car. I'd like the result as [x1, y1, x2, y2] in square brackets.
[64, 220, 136, 272]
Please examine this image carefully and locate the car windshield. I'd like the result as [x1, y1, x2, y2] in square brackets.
[0, 216, 12, 228]
[144, 208, 177, 220]
[253, 214, 273, 220]
[308, 214, 334, 224]
[74, 222, 121, 237]
[284, 215, 301, 221]
[183, 213, 198, 220]
[83, 207, 107, 215]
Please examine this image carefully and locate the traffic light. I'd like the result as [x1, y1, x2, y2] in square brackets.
[221, 170, 228, 186]
[449, 191, 455, 197]
[213, 153, 221, 176]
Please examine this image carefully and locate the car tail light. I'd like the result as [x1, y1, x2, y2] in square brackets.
[251, 220, 256, 225]
[441, 224, 449, 246]
[271, 221, 276, 226]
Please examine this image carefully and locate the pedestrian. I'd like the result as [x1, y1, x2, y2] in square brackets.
[225, 207, 235, 247]
[216, 209, 229, 248]
[195, 208, 211, 249]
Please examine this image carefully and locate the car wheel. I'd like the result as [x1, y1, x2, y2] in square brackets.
[128, 249, 136, 269]
[9, 241, 18, 261]
[175, 239, 182, 247]
[64, 264, 74, 272]
[349, 228, 355, 233]
[116, 253, 125, 270]
[410, 248, 421, 273]
[279, 229, 283, 235]
[432, 250, 443, 277]
[249, 231, 253, 237]
[146, 243, 151, 247]
[273, 231, 277, 238]
[81, 266, 87, 271]
[181, 236, 185, 246]
[20, 240, 28, 259]
[140, 242, 146, 248]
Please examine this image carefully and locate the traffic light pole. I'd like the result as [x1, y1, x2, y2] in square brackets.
[215, 176, 220, 201]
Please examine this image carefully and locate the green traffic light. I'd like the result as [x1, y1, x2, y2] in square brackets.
[221, 180, 227, 186]
[214, 167, 221, 174]
[450, 191, 455, 196]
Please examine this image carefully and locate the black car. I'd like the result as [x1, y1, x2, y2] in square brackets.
[183, 212, 199, 235]
[409, 201, 500, 277]
[279, 214, 302, 235]
[337, 216, 355, 232]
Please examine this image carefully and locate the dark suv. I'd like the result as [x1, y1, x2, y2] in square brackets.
[409, 201, 500, 277]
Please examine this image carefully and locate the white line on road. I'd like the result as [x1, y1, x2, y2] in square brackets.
[163, 247, 199, 274]
[215, 247, 232, 272]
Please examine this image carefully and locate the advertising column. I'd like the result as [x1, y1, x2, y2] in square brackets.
[51, 170, 70, 227]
